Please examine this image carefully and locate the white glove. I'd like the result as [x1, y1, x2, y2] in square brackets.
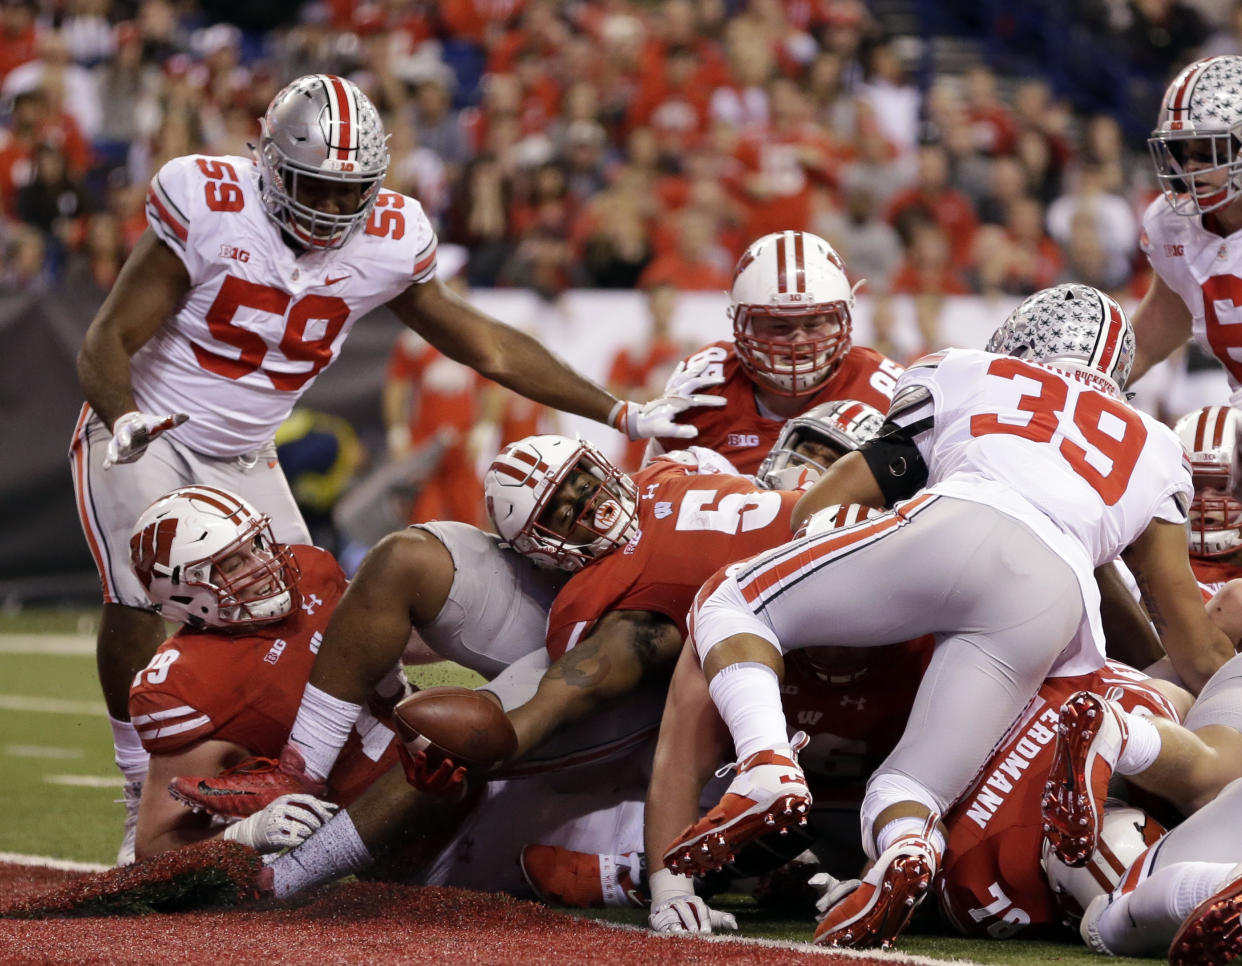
[664, 355, 726, 399]
[809, 871, 862, 922]
[610, 394, 727, 441]
[649, 895, 738, 934]
[221, 793, 338, 853]
[103, 410, 189, 468]
[764, 464, 822, 491]
[648, 868, 737, 934]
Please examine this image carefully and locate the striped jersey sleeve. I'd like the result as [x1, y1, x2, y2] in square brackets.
[145, 157, 194, 254]
[130, 690, 214, 753]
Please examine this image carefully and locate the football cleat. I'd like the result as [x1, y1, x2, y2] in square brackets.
[663, 734, 811, 877]
[519, 845, 646, 909]
[1168, 863, 1242, 966]
[115, 779, 143, 867]
[812, 827, 938, 949]
[1041, 691, 1128, 868]
[168, 744, 326, 819]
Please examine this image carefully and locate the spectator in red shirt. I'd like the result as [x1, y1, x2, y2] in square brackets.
[638, 208, 732, 292]
[0, 0, 37, 87]
[886, 141, 979, 267]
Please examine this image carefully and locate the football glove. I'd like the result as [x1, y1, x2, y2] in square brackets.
[664, 354, 726, 399]
[809, 871, 862, 921]
[609, 394, 726, 442]
[399, 747, 470, 803]
[648, 894, 738, 934]
[103, 410, 189, 468]
[220, 793, 337, 853]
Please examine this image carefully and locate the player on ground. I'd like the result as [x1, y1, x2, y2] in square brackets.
[663, 283, 1233, 950]
[126, 484, 399, 860]
[71, 73, 714, 863]
[645, 230, 903, 473]
[1129, 55, 1242, 402]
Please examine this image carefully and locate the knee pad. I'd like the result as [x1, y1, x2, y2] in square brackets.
[1185, 653, 1242, 733]
[861, 772, 944, 862]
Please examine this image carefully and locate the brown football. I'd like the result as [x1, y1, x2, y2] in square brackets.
[391, 686, 517, 768]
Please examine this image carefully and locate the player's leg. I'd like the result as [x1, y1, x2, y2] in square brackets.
[71, 411, 188, 863]
[1081, 777, 1242, 958]
[815, 506, 1081, 948]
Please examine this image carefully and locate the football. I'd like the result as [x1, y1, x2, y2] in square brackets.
[391, 686, 517, 768]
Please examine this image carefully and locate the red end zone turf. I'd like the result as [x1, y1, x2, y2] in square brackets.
[0, 854, 924, 965]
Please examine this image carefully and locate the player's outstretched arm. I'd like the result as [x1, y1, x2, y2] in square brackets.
[1124, 518, 1235, 694]
[77, 229, 192, 431]
[504, 610, 682, 762]
[1127, 271, 1193, 388]
[136, 739, 249, 860]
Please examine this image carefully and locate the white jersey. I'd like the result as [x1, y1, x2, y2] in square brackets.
[894, 348, 1191, 658]
[1141, 196, 1242, 403]
[141, 154, 437, 457]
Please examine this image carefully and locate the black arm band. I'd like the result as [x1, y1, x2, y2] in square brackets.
[859, 426, 930, 506]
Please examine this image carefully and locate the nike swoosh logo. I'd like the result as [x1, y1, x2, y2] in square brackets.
[195, 782, 257, 797]
[325, 275, 349, 285]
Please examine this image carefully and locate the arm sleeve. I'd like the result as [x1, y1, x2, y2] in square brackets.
[857, 383, 935, 505]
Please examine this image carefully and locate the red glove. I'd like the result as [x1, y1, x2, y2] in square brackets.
[397, 745, 469, 802]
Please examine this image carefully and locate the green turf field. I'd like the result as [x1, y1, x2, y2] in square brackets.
[0, 611, 1163, 964]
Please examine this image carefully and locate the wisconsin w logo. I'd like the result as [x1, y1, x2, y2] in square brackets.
[129, 517, 178, 585]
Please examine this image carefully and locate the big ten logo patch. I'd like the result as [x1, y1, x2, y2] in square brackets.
[218, 244, 250, 262]
[727, 433, 761, 448]
[263, 639, 287, 665]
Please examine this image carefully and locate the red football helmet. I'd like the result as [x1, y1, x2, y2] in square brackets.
[730, 230, 858, 397]
[1174, 405, 1242, 558]
[129, 485, 300, 628]
[483, 435, 639, 573]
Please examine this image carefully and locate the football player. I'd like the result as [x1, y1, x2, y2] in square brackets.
[125, 484, 399, 860]
[644, 230, 904, 473]
[70, 73, 713, 863]
[1128, 56, 1242, 402]
[663, 283, 1233, 949]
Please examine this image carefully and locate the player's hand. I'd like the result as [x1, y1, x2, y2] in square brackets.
[809, 871, 861, 921]
[103, 411, 189, 468]
[664, 355, 726, 399]
[648, 894, 738, 934]
[221, 793, 337, 853]
[610, 394, 726, 442]
[764, 465, 822, 492]
[399, 747, 469, 802]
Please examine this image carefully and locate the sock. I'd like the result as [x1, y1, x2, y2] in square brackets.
[1115, 710, 1162, 776]
[1096, 861, 1236, 956]
[267, 809, 373, 899]
[707, 662, 790, 761]
[287, 683, 363, 782]
[109, 715, 149, 783]
[873, 816, 946, 859]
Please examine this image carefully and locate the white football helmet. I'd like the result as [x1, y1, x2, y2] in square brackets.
[256, 73, 389, 249]
[1175, 405, 1242, 558]
[985, 283, 1135, 393]
[1149, 56, 1242, 216]
[730, 230, 858, 397]
[1042, 802, 1164, 925]
[484, 435, 639, 573]
[129, 485, 299, 629]
[757, 399, 885, 489]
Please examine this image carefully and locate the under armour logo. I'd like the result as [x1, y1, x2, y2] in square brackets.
[653, 501, 673, 519]
[302, 593, 323, 615]
[643, 483, 659, 500]
[840, 695, 868, 711]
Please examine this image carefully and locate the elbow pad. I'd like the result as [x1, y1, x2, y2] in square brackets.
[859, 426, 929, 506]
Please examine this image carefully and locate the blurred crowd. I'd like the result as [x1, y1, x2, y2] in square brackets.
[1, 0, 1237, 318]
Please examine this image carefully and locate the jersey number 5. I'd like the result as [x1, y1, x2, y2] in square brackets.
[969, 358, 1147, 506]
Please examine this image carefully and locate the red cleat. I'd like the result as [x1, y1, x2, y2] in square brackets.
[168, 744, 326, 818]
[1041, 691, 1128, 868]
[812, 830, 938, 949]
[519, 845, 646, 908]
[1169, 864, 1242, 966]
[663, 736, 811, 877]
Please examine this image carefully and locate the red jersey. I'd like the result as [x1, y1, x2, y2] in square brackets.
[546, 456, 801, 658]
[128, 546, 398, 807]
[938, 661, 1179, 939]
[654, 341, 902, 473]
[782, 639, 934, 806]
[1192, 556, 1242, 602]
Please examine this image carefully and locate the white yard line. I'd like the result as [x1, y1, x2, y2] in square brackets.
[0, 634, 94, 655]
[0, 851, 109, 873]
[44, 775, 124, 788]
[0, 694, 107, 716]
[4, 745, 83, 759]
